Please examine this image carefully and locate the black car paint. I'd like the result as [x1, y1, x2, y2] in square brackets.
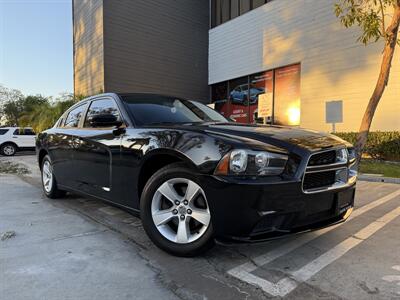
[36, 93, 355, 240]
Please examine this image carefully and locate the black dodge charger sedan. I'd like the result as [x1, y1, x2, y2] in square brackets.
[36, 93, 357, 256]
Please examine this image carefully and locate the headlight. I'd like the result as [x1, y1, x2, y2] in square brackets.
[336, 148, 348, 163]
[347, 147, 356, 163]
[230, 150, 247, 173]
[215, 149, 288, 176]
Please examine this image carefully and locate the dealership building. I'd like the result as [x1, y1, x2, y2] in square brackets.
[73, 0, 399, 132]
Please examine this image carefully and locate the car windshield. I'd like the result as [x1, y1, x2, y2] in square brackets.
[121, 94, 229, 126]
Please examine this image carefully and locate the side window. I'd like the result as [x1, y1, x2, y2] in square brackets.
[13, 129, 21, 135]
[64, 104, 88, 128]
[24, 128, 36, 135]
[83, 99, 121, 128]
[0, 129, 9, 135]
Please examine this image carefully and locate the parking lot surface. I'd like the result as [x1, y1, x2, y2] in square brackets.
[1, 154, 400, 300]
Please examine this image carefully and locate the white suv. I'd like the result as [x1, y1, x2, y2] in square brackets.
[0, 127, 36, 156]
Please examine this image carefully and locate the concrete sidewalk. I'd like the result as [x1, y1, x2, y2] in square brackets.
[0, 174, 178, 300]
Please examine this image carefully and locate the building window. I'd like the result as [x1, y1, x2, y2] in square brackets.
[249, 70, 273, 124]
[211, 64, 301, 126]
[212, 0, 270, 28]
[229, 76, 249, 123]
[252, 0, 266, 9]
[214, 0, 231, 27]
[274, 64, 301, 126]
[231, 0, 239, 19]
[239, 0, 250, 15]
[211, 82, 229, 117]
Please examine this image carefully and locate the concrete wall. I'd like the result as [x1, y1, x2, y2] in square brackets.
[102, 0, 209, 102]
[209, 0, 400, 132]
[73, 0, 104, 96]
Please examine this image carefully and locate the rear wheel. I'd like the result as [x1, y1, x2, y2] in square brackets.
[0, 143, 17, 156]
[140, 163, 214, 256]
[41, 155, 66, 199]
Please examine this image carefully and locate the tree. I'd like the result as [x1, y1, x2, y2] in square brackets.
[0, 85, 25, 126]
[334, 0, 400, 163]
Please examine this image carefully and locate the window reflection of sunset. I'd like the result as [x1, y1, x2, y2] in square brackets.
[287, 101, 301, 126]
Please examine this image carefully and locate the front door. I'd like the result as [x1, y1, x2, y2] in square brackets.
[74, 98, 124, 202]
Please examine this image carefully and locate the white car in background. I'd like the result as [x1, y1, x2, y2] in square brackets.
[0, 127, 36, 156]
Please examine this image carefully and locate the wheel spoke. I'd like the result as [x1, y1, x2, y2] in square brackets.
[176, 219, 190, 243]
[185, 180, 200, 203]
[190, 208, 210, 225]
[152, 209, 175, 226]
[157, 182, 181, 203]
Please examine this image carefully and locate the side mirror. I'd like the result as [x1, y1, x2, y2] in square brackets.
[90, 114, 123, 128]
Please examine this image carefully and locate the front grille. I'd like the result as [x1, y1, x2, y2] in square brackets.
[302, 148, 350, 193]
[303, 171, 336, 190]
[308, 150, 336, 166]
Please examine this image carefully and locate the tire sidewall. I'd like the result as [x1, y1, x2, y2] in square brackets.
[140, 164, 214, 257]
[1, 143, 17, 156]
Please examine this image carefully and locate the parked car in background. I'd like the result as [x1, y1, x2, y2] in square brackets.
[36, 93, 357, 256]
[0, 127, 36, 156]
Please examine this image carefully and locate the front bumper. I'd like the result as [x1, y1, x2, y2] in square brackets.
[198, 175, 355, 241]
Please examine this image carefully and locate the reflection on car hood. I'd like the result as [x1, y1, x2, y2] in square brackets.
[188, 122, 349, 152]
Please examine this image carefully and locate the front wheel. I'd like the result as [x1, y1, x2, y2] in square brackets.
[41, 155, 66, 199]
[140, 163, 214, 257]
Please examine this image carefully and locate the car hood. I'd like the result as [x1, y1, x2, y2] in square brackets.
[189, 123, 350, 152]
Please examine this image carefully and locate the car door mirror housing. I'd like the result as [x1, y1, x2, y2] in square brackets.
[90, 114, 123, 128]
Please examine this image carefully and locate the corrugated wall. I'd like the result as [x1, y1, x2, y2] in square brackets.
[73, 0, 104, 97]
[103, 0, 209, 102]
[209, 0, 400, 132]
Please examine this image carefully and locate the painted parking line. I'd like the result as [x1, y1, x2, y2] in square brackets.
[228, 189, 400, 297]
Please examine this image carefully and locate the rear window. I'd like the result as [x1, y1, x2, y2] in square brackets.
[64, 103, 88, 128]
[0, 129, 9, 135]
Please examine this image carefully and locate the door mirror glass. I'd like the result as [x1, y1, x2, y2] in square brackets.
[90, 114, 123, 128]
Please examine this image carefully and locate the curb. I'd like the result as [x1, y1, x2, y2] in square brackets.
[358, 175, 400, 184]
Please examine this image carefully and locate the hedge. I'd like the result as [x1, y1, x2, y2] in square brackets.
[333, 131, 400, 161]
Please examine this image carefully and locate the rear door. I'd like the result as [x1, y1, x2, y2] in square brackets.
[12, 128, 35, 148]
[50, 102, 88, 189]
[74, 97, 124, 201]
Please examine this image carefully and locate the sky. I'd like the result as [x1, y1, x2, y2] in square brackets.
[0, 0, 73, 98]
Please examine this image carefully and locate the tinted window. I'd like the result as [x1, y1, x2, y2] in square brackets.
[253, 0, 266, 9]
[13, 129, 22, 135]
[211, 82, 229, 117]
[84, 99, 121, 127]
[121, 95, 228, 126]
[64, 103, 87, 128]
[0, 129, 9, 135]
[23, 128, 35, 135]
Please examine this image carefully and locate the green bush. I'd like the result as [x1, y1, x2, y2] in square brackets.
[333, 131, 400, 161]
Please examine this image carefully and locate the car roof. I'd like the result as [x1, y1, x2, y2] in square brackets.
[117, 92, 189, 101]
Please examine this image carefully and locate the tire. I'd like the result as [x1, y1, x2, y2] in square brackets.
[140, 163, 214, 257]
[0, 143, 17, 156]
[41, 155, 66, 199]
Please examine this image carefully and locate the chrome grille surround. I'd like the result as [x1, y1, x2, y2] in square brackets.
[302, 147, 357, 194]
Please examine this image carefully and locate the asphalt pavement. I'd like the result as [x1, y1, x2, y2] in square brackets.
[1, 154, 400, 300]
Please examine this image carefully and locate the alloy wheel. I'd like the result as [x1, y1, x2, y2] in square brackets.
[3, 145, 15, 156]
[151, 178, 211, 244]
[42, 160, 53, 193]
